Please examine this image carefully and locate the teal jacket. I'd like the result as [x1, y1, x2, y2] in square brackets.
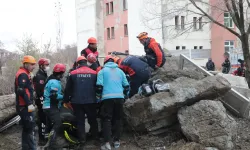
[43, 79, 63, 109]
[97, 62, 129, 100]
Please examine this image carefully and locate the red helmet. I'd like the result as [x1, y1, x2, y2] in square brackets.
[88, 37, 97, 44]
[87, 53, 97, 63]
[38, 58, 49, 65]
[53, 63, 66, 73]
[76, 56, 87, 63]
[104, 55, 114, 63]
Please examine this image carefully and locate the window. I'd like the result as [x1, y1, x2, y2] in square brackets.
[193, 17, 197, 30]
[176, 46, 180, 50]
[110, 2, 114, 14]
[199, 46, 203, 49]
[107, 28, 110, 39]
[224, 12, 233, 28]
[182, 46, 186, 50]
[181, 16, 185, 29]
[224, 41, 234, 52]
[106, 3, 109, 15]
[123, 0, 127, 10]
[175, 16, 179, 29]
[111, 27, 115, 39]
[124, 24, 128, 36]
[194, 46, 197, 49]
[199, 17, 202, 30]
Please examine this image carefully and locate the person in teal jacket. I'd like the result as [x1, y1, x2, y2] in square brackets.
[43, 63, 66, 149]
[96, 55, 129, 150]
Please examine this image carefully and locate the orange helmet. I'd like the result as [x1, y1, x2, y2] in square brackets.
[104, 55, 114, 64]
[87, 53, 97, 63]
[136, 32, 148, 40]
[22, 55, 36, 64]
[76, 56, 87, 63]
[88, 37, 97, 44]
[38, 58, 49, 65]
[53, 63, 66, 73]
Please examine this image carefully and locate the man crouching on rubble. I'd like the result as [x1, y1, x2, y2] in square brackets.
[63, 56, 98, 148]
[15, 55, 37, 150]
[96, 55, 129, 150]
[43, 63, 66, 149]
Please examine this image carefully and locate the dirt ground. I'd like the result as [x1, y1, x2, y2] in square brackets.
[0, 124, 184, 150]
[1, 115, 250, 150]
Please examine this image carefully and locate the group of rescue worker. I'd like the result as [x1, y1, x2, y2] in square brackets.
[14, 32, 166, 150]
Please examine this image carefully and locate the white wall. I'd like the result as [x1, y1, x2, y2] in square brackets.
[127, 0, 162, 56]
[162, 0, 211, 50]
[75, 0, 97, 56]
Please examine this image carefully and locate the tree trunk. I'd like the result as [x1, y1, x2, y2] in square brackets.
[240, 34, 250, 88]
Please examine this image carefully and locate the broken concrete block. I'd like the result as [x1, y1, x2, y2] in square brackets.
[124, 76, 231, 132]
[178, 100, 237, 150]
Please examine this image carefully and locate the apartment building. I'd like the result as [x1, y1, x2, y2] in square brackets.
[75, 0, 162, 56]
[75, 0, 239, 68]
[162, 0, 211, 51]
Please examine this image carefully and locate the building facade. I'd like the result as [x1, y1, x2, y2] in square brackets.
[75, 0, 239, 69]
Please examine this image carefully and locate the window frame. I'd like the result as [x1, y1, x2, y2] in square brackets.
[107, 28, 111, 39]
[224, 40, 234, 52]
[193, 17, 197, 30]
[124, 24, 128, 36]
[181, 16, 185, 30]
[106, 3, 109, 15]
[198, 17, 202, 30]
[175, 16, 179, 29]
[123, 0, 127, 10]
[110, 1, 114, 14]
[111, 27, 115, 39]
[224, 12, 233, 28]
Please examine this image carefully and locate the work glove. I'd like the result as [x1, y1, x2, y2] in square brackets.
[28, 104, 35, 112]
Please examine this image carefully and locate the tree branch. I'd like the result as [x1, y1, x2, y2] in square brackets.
[224, 0, 240, 29]
[189, 0, 241, 38]
[246, 0, 250, 7]
[238, 0, 245, 33]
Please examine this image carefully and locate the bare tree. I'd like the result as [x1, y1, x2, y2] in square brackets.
[16, 34, 40, 57]
[143, 0, 250, 86]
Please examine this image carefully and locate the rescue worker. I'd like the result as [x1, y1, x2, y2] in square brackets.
[33, 58, 50, 145]
[81, 37, 100, 70]
[114, 55, 151, 98]
[222, 54, 231, 74]
[136, 32, 166, 70]
[206, 58, 215, 71]
[15, 55, 36, 150]
[43, 63, 66, 149]
[96, 55, 129, 150]
[63, 56, 98, 147]
[233, 59, 245, 77]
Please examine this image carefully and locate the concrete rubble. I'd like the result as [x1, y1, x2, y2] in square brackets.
[1, 56, 250, 150]
[178, 100, 237, 150]
[0, 94, 16, 123]
[124, 75, 231, 132]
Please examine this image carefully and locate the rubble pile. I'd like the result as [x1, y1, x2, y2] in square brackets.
[123, 57, 243, 149]
[1, 56, 250, 149]
[0, 94, 16, 123]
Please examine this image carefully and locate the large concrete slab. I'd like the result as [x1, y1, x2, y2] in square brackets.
[217, 73, 249, 89]
[179, 54, 250, 118]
